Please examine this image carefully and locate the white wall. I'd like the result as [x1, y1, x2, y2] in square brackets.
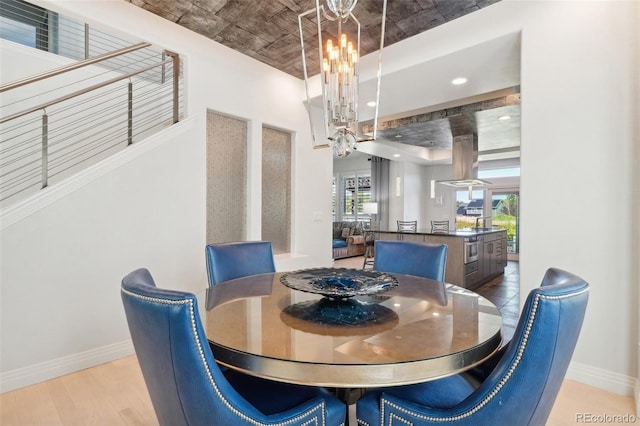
[401, 161, 427, 227]
[375, 0, 640, 396]
[0, 0, 333, 391]
[387, 161, 402, 228]
[517, 1, 637, 394]
[388, 162, 450, 231]
[635, 1, 640, 413]
[332, 154, 370, 175]
[442, 0, 637, 394]
[424, 165, 457, 225]
[1, 0, 637, 400]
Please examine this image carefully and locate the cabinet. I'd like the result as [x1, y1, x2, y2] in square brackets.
[373, 229, 506, 290]
[495, 235, 508, 269]
[401, 233, 426, 243]
[479, 232, 506, 281]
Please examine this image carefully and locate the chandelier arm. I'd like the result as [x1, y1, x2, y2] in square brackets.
[300, 0, 386, 157]
[369, 0, 388, 142]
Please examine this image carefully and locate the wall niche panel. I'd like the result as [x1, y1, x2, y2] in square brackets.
[207, 111, 247, 244]
[262, 126, 291, 254]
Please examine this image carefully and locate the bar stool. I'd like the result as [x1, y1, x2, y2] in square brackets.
[362, 230, 375, 269]
[397, 220, 417, 232]
[431, 220, 450, 233]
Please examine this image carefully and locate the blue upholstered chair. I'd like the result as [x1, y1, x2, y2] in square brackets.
[205, 241, 276, 286]
[373, 240, 448, 281]
[356, 267, 589, 426]
[121, 268, 346, 426]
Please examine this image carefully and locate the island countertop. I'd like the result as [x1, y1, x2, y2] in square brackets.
[371, 228, 508, 289]
[372, 228, 506, 238]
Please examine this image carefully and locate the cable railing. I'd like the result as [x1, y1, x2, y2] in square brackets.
[0, 0, 184, 205]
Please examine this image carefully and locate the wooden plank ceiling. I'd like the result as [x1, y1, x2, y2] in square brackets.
[126, 0, 501, 79]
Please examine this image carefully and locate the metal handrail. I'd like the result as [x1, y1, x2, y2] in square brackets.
[0, 42, 151, 93]
[1, 1, 184, 205]
[0, 56, 173, 125]
[1, 46, 181, 203]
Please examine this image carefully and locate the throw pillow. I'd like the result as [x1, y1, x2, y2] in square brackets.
[341, 228, 351, 238]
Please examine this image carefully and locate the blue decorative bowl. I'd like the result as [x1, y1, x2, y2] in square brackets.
[280, 267, 398, 299]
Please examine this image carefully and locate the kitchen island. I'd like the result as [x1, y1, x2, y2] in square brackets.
[371, 228, 507, 290]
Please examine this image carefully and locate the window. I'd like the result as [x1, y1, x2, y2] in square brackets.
[342, 173, 371, 222]
[456, 189, 485, 228]
[0, 0, 53, 52]
[478, 167, 520, 178]
[0, 16, 36, 47]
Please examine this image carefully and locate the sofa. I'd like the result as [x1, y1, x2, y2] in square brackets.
[332, 221, 366, 259]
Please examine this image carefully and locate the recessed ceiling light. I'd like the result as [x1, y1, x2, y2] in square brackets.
[393, 153, 400, 158]
[367, 101, 377, 107]
[498, 115, 511, 121]
[452, 77, 467, 85]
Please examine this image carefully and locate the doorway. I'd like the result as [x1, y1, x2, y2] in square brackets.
[490, 190, 520, 261]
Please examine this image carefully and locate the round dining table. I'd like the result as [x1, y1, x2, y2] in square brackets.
[200, 268, 503, 389]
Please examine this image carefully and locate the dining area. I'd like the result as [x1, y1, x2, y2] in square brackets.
[120, 240, 589, 425]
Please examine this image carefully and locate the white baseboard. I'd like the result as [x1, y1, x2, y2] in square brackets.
[567, 361, 636, 397]
[0, 340, 134, 393]
[635, 378, 639, 416]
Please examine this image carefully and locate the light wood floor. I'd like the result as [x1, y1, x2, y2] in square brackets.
[1, 355, 635, 425]
[2, 257, 635, 425]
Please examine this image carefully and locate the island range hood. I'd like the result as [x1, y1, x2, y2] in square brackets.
[437, 133, 491, 187]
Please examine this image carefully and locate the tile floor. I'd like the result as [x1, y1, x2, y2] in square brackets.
[474, 261, 520, 345]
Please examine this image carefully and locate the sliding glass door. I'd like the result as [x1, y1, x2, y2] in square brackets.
[491, 190, 520, 260]
[455, 187, 520, 260]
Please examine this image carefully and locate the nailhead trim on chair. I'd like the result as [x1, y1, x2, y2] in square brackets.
[365, 288, 589, 425]
[122, 288, 339, 426]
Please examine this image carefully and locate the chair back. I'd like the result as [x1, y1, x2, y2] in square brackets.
[430, 220, 450, 233]
[467, 268, 589, 424]
[205, 241, 275, 286]
[121, 269, 343, 425]
[373, 240, 447, 281]
[121, 269, 261, 425]
[397, 220, 417, 232]
[356, 268, 589, 425]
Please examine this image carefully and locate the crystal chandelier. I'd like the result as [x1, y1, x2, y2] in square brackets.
[299, 0, 387, 158]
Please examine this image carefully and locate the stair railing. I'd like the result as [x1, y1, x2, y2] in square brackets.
[0, 44, 182, 204]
